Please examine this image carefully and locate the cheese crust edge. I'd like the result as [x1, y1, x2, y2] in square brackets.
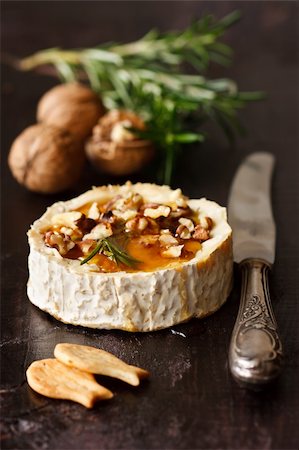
[27, 184, 233, 332]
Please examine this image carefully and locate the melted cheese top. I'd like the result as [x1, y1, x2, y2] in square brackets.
[28, 183, 231, 275]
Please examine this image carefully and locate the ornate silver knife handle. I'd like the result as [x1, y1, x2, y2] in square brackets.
[229, 259, 283, 385]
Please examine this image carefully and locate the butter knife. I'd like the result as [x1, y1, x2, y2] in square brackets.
[228, 152, 283, 385]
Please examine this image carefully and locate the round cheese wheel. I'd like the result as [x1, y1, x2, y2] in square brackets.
[27, 183, 233, 331]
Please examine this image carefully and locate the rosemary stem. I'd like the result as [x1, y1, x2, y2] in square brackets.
[20, 49, 81, 70]
[80, 241, 102, 265]
[13, 12, 264, 186]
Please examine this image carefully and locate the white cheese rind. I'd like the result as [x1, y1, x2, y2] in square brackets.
[27, 183, 233, 332]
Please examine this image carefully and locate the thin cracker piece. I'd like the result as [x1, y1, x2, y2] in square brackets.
[54, 343, 150, 386]
[26, 358, 113, 408]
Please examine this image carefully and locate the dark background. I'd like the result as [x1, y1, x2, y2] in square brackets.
[1, 1, 299, 449]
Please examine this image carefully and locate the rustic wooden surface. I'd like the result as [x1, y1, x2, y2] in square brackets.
[1, 1, 299, 449]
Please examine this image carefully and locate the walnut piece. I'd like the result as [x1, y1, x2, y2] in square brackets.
[158, 233, 178, 246]
[37, 83, 104, 140]
[178, 218, 195, 232]
[83, 223, 112, 241]
[87, 203, 100, 220]
[8, 124, 85, 194]
[176, 224, 191, 240]
[176, 217, 195, 239]
[125, 216, 148, 232]
[143, 205, 171, 219]
[161, 245, 184, 258]
[198, 216, 213, 230]
[45, 231, 75, 255]
[85, 110, 154, 176]
[193, 225, 210, 241]
[113, 209, 138, 221]
[51, 212, 82, 229]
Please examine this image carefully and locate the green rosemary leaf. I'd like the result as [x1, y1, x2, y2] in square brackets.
[215, 10, 241, 30]
[83, 48, 122, 65]
[80, 236, 141, 268]
[82, 59, 102, 92]
[172, 133, 204, 144]
[80, 241, 104, 265]
[108, 68, 134, 109]
[55, 60, 77, 83]
[16, 11, 264, 185]
[106, 237, 141, 268]
[235, 91, 267, 101]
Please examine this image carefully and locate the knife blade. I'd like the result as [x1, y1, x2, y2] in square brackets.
[228, 152, 283, 385]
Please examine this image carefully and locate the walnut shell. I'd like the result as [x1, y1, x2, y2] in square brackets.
[37, 83, 104, 140]
[86, 139, 154, 176]
[8, 124, 85, 194]
[85, 109, 154, 176]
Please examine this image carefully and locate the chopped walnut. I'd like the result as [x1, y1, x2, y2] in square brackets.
[198, 216, 213, 230]
[178, 217, 194, 232]
[175, 196, 188, 208]
[112, 209, 137, 221]
[87, 202, 100, 220]
[106, 193, 143, 222]
[103, 195, 122, 213]
[83, 223, 112, 241]
[126, 216, 148, 232]
[137, 217, 148, 231]
[176, 217, 195, 239]
[176, 224, 191, 240]
[144, 205, 171, 219]
[113, 196, 129, 211]
[114, 192, 143, 212]
[60, 226, 74, 236]
[159, 233, 178, 247]
[192, 225, 210, 241]
[45, 231, 75, 255]
[161, 245, 184, 258]
[60, 226, 83, 241]
[51, 211, 82, 229]
[130, 193, 144, 210]
[100, 210, 117, 224]
[160, 234, 185, 257]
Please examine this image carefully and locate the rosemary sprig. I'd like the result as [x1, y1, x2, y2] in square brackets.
[128, 95, 205, 185]
[127, 85, 262, 184]
[80, 236, 140, 268]
[20, 11, 241, 77]
[17, 11, 264, 184]
[19, 13, 244, 110]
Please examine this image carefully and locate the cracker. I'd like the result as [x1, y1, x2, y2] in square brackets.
[54, 343, 149, 386]
[26, 358, 113, 408]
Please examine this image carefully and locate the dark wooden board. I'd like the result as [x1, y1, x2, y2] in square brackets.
[1, 2, 299, 449]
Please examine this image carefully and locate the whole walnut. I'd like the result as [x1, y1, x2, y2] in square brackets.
[8, 123, 85, 194]
[86, 110, 154, 176]
[37, 83, 105, 140]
